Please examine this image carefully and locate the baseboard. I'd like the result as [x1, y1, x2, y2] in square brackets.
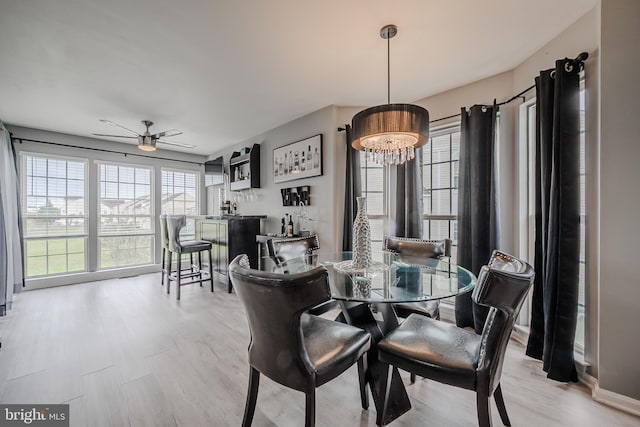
[593, 384, 640, 417]
[24, 264, 161, 290]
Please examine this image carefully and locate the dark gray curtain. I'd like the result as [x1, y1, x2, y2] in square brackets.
[342, 124, 362, 251]
[0, 121, 25, 316]
[394, 147, 423, 238]
[455, 104, 500, 333]
[526, 58, 581, 383]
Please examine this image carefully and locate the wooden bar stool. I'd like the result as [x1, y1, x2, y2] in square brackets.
[166, 215, 214, 300]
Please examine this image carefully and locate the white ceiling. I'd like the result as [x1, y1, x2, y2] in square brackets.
[0, 0, 596, 155]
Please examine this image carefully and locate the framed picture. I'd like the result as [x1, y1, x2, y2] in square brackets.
[273, 134, 322, 183]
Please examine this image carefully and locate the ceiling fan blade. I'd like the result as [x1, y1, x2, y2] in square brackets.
[99, 119, 140, 136]
[152, 129, 182, 138]
[92, 133, 138, 139]
[157, 139, 195, 149]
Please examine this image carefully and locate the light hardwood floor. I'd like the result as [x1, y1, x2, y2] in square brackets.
[0, 274, 638, 427]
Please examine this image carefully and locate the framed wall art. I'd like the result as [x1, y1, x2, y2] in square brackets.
[273, 134, 322, 183]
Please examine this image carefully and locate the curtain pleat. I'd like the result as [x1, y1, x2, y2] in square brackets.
[455, 104, 500, 333]
[394, 147, 423, 238]
[526, 59, 581, 382]
[0, 121, 24, 316]
[342, 124, 362, 251]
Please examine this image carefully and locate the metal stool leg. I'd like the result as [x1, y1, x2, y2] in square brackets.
[176, 254, 182, 300]
[198, 251, 203, 286]
[166, 251, 172, 294]
[208, 248, 214, 292]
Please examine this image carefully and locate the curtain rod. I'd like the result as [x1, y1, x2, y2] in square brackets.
[12, 137, 204, 166]
[340, 51, 589, 129]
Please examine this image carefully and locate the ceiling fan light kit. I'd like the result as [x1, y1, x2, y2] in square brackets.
[351, 24, 429, 166]
[93, 119, 195, 151]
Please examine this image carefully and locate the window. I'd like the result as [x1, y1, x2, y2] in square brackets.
[21, 154, 87, 277]
[161, 169, 200, 238]
[422, 124, 461, 261]
[360, 151, 387, 260]
[98, 163, 154, 269]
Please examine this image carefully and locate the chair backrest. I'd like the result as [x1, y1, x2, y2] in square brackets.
[267, 234, 320, 265]
[472, 250, 534, 394]
[229, 254, 331, 392]
[166, 215, 186, 253]
[159, 214, 169, 250]
[383, 236, 452, 258]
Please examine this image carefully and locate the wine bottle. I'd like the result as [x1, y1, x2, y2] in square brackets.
[287, 214, 294, 237]
[313, 147, 320, 168]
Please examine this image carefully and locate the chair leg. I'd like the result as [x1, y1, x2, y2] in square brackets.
[410, 373, 416, 384]
[241, 367, 260, 427]
[161, 247, 166, 286]
[376, 363, 393, 426]
[305, 387, 316, 427]
[494, 384, 511, 426]
[208, 248, 214, 292]
[357, 354, 369, 410]
[166, 252, 172, 294]
[198, 251, 203, 286]
[176, 254, 182, 300]
[190, 253, 194, 272]
[476, 391, 492, 427]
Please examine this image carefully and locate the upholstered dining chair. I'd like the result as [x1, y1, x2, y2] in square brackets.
[266, 234, 320, 267]
[165, 215, 214, 300]
[383, 236, 452, 321]
[376, 250, 534, 427]
[266, 234, 336, 316]
[229, 255, 372, 427]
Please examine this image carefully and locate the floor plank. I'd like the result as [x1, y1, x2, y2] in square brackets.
[0, 274, 638, 427]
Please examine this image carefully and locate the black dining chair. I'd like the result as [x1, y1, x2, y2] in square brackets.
[229, 254, 372, 427]
[266, 234, 336, 316]
[166, 215, 214, 300]
[376, 250, 534, 427]
[266, 234, 320, 267]
[383, 236, 452, 321]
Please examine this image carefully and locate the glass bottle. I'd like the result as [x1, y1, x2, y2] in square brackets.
[307, 145, 312, 162]
[294, 151, 299, 172]
[284, 153, 288, 175]
[301, 150, 306, 171]
[313, 147, 320, 168]
[289, 150, 293, 173]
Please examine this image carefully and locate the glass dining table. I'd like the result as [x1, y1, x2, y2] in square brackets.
[264, 251, 476, 425]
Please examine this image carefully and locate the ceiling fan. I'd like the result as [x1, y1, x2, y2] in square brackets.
[93, 119, 195, 151]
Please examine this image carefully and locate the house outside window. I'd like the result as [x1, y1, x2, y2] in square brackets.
[98, 163, 154, 269]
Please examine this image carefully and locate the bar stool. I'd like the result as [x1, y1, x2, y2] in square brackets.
[165, 215, 214, 300]
[159, 214, 196, 287]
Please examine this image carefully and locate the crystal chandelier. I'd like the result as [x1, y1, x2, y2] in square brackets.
[351, 25, 429, 166]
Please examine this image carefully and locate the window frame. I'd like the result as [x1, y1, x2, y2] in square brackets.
[20, 152, 89, 278]
[422, 123, 461, 261]
[96, 161, 156, 270]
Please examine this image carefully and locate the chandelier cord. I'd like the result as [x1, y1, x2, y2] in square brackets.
[387, 33, 391, 105]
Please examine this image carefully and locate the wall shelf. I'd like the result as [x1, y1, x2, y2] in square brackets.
[230, 144, 260, 191]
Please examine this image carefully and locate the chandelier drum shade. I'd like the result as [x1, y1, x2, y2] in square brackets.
[351, 103, 429, 165]
[351, 24, 429, 166]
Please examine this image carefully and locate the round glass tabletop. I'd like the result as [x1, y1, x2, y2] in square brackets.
[263, 251, 476, 303]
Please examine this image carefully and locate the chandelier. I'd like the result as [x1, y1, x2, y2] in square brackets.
[351, 25, 429, 166]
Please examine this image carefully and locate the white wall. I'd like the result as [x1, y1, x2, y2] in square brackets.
[597, 0, 640, 402]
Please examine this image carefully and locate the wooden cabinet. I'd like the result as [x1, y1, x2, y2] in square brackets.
[230, 144, 260, 191]
[196, 216, 260, 292]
